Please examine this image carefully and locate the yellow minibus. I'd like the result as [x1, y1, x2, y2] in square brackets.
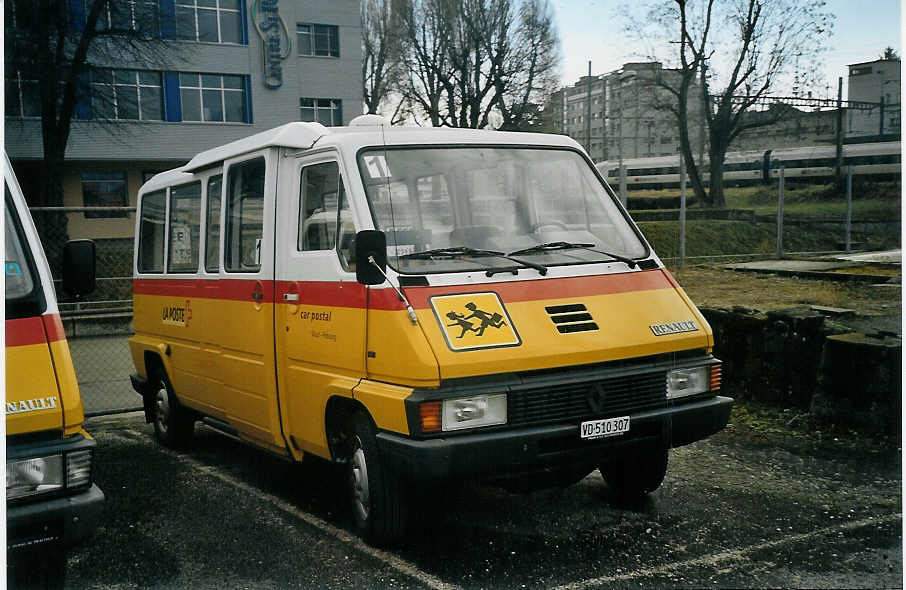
[5, 154, 104, 585]
[129, 116, 731, 544]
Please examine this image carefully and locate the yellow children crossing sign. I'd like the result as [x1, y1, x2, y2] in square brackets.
[430, 292, 521, 351]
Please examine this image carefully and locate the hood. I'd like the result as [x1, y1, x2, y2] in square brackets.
[406, 269, 712, 380]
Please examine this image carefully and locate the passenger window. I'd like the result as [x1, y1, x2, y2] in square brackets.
[138, 190, 166, 273]
[205, 174, 222, 272]
[298, 161, 342, 251]
[337, 182, 356, 269]
[225, 157, 265, 272]
[168, 182, 201, 273]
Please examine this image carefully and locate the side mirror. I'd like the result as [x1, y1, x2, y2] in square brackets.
[354, 230, 387, 285]
[62, 239, 96, 298]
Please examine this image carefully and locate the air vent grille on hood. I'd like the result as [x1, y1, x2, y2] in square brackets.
[545, 303, 598, 334]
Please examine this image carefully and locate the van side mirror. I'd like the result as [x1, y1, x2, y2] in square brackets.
[62, 239, 96, 298]
[354, 230, 387, 285]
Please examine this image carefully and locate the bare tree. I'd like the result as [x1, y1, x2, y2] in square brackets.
[495, 0, 560, 131]
[397, 0, 560, 129]
[629, 0, 833, 207]
[5, 0, 175, 212]
[362, 0, 405, 115]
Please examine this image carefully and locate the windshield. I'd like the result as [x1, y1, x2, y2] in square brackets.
[358, 147, 647, 274]
[5, 190, 36, 301]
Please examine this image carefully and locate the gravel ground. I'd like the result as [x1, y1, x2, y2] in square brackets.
[61, 403, 902, 590]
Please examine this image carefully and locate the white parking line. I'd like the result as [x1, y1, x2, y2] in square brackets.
[110, 429, 461, 590]
[547, 512, 903, 590]
[114, 428, 459, 590]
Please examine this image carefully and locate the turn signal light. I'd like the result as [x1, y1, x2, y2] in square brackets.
[420, 401, 442, 433]
[710, 364, 722, 392]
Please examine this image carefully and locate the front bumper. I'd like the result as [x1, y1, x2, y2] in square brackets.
[7, 484, 105, 551]
[376, 395, 732, 482]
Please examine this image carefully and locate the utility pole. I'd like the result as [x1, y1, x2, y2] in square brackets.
[586, 61, 592, 156]
[835, 76, 844, 181]
[879, 96, 885, 135]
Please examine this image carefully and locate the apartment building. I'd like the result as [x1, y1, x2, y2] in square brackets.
[5, 0, 363, 239]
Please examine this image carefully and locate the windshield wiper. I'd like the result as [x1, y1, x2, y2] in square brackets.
[507, 241, 637, 269]
[399, 246, 548, 276]
[400, 246, 505, 259]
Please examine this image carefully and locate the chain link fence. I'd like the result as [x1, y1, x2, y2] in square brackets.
[30, 208, 139, 416]
[30, 182, 900, 415]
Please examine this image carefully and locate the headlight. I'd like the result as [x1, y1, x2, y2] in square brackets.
[7, 455, 64, 500]
[419, 394, 508, 433]
[666, 366, 710, 399]
[442, 394, 507, 431]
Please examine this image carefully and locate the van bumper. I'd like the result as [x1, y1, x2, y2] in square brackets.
[7, 484, 105, 551]
[375, 395, 732, 482]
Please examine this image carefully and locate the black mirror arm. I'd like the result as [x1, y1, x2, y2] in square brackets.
[368, 255, 418, 325]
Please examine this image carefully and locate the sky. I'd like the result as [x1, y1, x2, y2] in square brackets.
[552, 0, 902, 101]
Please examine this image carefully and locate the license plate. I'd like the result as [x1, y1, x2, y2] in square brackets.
[580, 416, 630, 440]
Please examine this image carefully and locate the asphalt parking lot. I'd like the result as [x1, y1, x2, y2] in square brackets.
[64, 407, 901, 589]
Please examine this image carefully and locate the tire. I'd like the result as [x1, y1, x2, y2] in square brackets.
[346, 410, 407, 545]
[150, 373, 194, 449]
[599, 446, 668, 501]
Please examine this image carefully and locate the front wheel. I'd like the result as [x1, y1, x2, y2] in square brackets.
[150, 373, 194, 449]
[599, 446, 668, 501]
[346, 411, 407, 545]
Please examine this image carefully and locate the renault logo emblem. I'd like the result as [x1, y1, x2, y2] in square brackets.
[586, 382, 607, 413]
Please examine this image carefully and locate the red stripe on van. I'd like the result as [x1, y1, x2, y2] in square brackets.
[5, 314, 65, 347]
[369, 269, 674, 310]
[132, 270, 672, 311]
[133, 278, 276, 302]
[42, 313, 67, 343]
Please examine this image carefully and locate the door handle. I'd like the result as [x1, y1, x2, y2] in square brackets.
[283, 293, 299, 302]
[252, 291, 263, 301]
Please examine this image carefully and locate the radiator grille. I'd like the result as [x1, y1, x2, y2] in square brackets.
[508, 371, 667, 427]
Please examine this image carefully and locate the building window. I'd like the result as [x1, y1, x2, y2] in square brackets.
[97, 0, 160, 35]
[4, 72, 40, 118]
[81, 172, 128, 219]
[90, 68, 163, 121]
[297, 23, 340, 57]
[179, 73, 247, 122]
[300, 98, 342, 126]
[175, 0, 241, 44]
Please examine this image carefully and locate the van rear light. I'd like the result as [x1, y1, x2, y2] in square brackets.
[419, 402, 442, 433]
[710, 364, 722, 392]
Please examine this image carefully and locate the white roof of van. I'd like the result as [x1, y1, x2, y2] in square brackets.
[179, 120, 582, 173]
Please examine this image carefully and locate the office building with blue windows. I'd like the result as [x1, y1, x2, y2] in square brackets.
[5, 0, 362, 240]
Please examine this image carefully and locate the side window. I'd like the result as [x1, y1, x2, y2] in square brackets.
[337, 182, 355, 269]
[138, 190, 166, 273]
[225, 157, 265, 272]
[205, 174, 222, 272]
[298, 161, 341, 251]
[167, 182, 201, 273]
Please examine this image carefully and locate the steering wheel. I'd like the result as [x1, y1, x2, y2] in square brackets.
[531, 220, 569, 233]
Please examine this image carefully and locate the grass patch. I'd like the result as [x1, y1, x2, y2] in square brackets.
[638, 220, 848, 258]
[668, 266, 901, 312]
[629, 181, 901, 220]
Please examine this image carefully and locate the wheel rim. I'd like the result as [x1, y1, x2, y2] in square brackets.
[155, 385, 170, 436]
[350, 437, 370, 522]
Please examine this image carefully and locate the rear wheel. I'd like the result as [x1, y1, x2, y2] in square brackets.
[599, 446, 668, 501]
[151, 373, 194, 449]
[346, 410, 407, 545]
